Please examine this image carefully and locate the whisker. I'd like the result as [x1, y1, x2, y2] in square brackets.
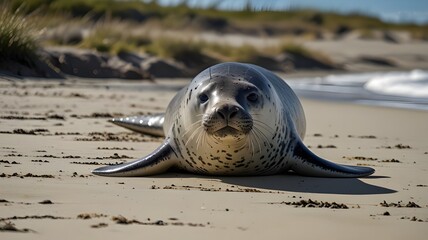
[183, 120, 202, 136]
[249, 133, 255, 157]
[253, 121, 275, 136]
[197, 130, 207, 150]
[199, 132, 206, 149]
[253, 119, 275, 130]
[185, 125, 203, 147]
[252, 125, 271, 144]
[253, 129, 263, 155]
[250, 132, 256, 157]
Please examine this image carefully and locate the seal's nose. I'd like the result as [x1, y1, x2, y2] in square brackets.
[216, 105, 239, 122]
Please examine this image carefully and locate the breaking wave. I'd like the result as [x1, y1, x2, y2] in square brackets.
[287, 69, 428, 111]
[364, 70, 428, 98]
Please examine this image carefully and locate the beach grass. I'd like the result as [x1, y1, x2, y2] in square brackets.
[6, 0, 427, 39]
[202, 43, 260, 62]
[277, 42, 333, 63]
[2, 0, 426, 73]
[0, 5, 38, 65]
[79, 20, 151, 54]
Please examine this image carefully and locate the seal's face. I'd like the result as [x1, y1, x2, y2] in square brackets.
[182, 71, 279, 148]
[198, 76, 259, 141]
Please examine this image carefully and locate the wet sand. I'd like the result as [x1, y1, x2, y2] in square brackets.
[0, 78, 427, 239]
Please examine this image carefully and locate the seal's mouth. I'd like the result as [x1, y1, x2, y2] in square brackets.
[215, 126, 239, 134]
[202, 109, 253, 138]
[211, 125, 248, 139]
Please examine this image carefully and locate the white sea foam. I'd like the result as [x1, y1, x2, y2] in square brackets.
[287, 69, 428, 111]
[323, 72, 384, 86]
[364, 70, 428, 98]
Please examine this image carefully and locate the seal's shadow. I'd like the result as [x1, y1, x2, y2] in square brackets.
[218, 174, 396, 195]
[164, 172, 396, 195]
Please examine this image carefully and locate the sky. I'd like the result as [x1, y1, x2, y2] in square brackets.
[156, 0, 428, 24]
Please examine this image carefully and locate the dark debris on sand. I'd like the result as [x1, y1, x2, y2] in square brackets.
[0, 116, 47, 120]
[70, 161, 125, 166]
[269, 199, 349, 209]
[348, 135, 377, 139]
[111, 215, 205, 227]
[0, 215, 69, 221]
[46, 114, 65, 120]
[159, 184, 280, 193]
[91, 223, 108, 228]
[0, 128, 50, 135]
[343, 156, 378, 161]
[36, 154, 59, 158]
[54, 132, 81, 136]
[401, 216, 427, 222]
[31, 160, 50, 163]
[380, 159, 401, 163]
[381, 144, 412, 149]
[77, 213, 108, 219]
[0, 221, 34, 233]
[380, 201, 421, 208]
[0, 173, 55, 179]
[97, 147, 135, 150]
[75, 131, 161, 142]
[70, 112, 124, 119]
[316, 145, 337, 149]
[38, 200, 53, 204]
[0, 160, 20, 164]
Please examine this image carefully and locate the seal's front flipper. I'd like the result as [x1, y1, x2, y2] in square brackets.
[291, 141, 374, 178]
[109, 114, 165, 137]
[92, 139, 177, 177]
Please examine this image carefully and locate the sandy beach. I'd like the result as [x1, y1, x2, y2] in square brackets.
[0, 77, 427, 239]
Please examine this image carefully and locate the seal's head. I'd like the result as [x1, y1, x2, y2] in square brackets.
[181, 63, 281, 151]
[199, 75, 257, 141]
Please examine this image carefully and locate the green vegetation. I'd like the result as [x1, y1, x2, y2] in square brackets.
[146, 38, 202, 59]
[0, 6, 38, 65]
[277, 42, 332, 64]
[1, 0, 427, 75]
[202, 43, 259, 62]
[4, 0, 427, 39]
[79, 20, 151, 54]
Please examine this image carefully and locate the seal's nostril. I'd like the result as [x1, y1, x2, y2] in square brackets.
[217, 111, 226, 119]
[229, 108, 238, 119]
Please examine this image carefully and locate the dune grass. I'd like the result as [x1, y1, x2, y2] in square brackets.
[202, 43, 260, 62]
[79, 20, 151, 54]
[0, 6, 38, 65]
[277, 42, 331, 62]
[77, 18, 332, 66]
[0, 0, 337, 71]
[2, 0, 424, 73]
[6, 0, 427, 39]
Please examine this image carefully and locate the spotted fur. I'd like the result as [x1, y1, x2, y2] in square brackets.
[92, 62, 374, 178]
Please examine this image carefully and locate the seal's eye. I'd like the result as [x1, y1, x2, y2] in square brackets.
[199, 93, 209, 103]
[247, 93, 258, 103]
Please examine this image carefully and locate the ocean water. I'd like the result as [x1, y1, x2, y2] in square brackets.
[287, 70, 428, 111]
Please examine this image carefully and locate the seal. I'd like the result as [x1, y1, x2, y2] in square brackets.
[92, 62, 374, 177]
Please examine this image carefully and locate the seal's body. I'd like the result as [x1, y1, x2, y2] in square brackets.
[92, 62, 374, 177]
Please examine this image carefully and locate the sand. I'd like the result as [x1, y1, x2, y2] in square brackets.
[0, 78, 427, 240]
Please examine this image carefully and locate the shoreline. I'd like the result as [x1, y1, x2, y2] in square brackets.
[4, 66, 427, 112]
